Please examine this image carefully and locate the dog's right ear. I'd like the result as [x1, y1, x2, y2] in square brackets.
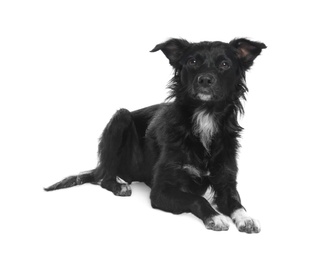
[150, 38, 190, 67]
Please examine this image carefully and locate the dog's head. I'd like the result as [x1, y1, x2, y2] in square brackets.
[151, 38, 266, 104]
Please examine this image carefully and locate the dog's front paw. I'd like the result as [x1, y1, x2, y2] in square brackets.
[231, 209, 261, 234]
[236, 217, 261, 233]
[204, 215, 230, 231]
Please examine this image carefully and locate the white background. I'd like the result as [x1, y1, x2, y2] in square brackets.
[1, 0, 312, 259]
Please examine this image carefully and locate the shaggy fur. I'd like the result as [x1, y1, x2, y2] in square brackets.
[45, 38, 266, 233]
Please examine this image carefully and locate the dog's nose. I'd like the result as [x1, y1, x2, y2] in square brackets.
[197, 74, 216, 88]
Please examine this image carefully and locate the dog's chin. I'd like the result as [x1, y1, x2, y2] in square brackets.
[197, 93, 213, 102]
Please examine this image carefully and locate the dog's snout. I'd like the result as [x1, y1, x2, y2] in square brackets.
[197, 74, 216, 88]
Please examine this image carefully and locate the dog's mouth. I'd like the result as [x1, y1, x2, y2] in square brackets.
[197, 93, 212, 101]
[193, 79, 218, 102]
[195, 87, 216, 101]
[195, 87, 224, 102]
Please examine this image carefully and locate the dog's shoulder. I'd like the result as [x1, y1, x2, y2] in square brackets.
[146, 103, 174, 132]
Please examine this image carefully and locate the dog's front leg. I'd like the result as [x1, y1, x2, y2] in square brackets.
[215, 185, 261, 233]
[150, 185, 229, 231]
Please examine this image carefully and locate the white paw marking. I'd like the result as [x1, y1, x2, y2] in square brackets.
[205, 214, 230, 231]
[120, 185, 131, 193]
[117, 184, 132, 196]
[231, 208, 261, 233]
[116, 176, 127, 184]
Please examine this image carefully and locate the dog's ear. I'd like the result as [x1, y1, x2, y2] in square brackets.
[230, 38, 266, 70]
[150, 38, 190, 67]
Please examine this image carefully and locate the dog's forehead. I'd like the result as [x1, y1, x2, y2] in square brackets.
[188, 41, 233, 57]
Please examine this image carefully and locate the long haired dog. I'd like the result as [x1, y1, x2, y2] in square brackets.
[45, 38, 266, 233]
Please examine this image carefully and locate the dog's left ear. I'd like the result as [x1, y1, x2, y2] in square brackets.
[230, 38, 267, 70]
[150, 38, 190, 67]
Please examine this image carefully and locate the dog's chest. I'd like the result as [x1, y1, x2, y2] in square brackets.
[192, 110, 217, 151]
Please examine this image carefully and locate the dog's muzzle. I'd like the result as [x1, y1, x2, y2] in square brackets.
[197, 73, 216, 88]
[195, 73, 217, 101]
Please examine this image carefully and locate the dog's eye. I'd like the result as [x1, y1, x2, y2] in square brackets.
[188, 58, 197, 66]
[220, 61, 230, 70]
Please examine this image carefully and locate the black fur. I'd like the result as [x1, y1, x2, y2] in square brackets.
[45, 38, 266, 233]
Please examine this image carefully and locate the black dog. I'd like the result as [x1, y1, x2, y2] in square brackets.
[45, 38, 266, 233]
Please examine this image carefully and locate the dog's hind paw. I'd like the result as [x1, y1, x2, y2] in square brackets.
[204, 215, 230, 231]
[116, 184, 132, 196]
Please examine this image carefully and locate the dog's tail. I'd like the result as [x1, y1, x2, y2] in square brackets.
[44, 169, 98, 192]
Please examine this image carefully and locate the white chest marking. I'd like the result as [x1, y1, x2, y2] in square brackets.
[192, 110, 217, 151]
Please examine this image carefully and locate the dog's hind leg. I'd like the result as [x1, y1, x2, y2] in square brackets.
[95, 108, 144, 196]
[100, 175, 132, 196]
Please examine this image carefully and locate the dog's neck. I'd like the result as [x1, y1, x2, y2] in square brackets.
[192, 108, 218, 152]
[172, 92, 244, 152]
